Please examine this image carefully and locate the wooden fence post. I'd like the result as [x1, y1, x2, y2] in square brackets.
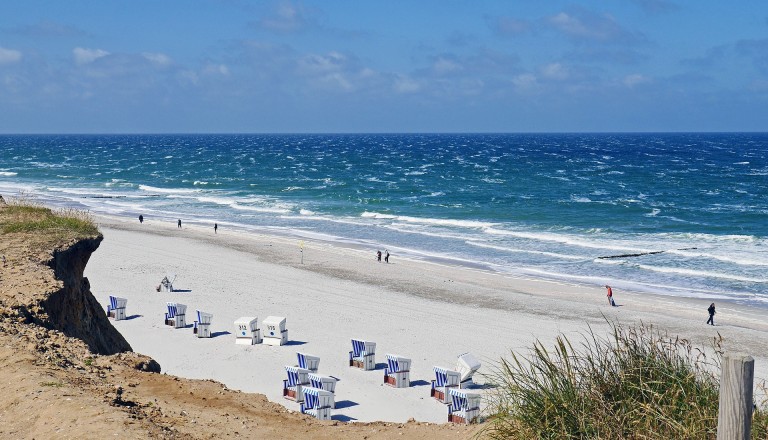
[717, 353, 754, 440]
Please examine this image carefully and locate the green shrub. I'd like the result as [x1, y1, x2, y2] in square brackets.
[482, 320, 736, 439]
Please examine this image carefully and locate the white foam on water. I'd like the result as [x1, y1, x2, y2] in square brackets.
[0, 171, 18, 176]
[636, 264, 768, 283]
[466, 240, 587, 261]
[138, 184, 200, 194]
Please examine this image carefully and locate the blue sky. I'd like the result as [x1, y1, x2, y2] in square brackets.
[0, 0, 766, 133]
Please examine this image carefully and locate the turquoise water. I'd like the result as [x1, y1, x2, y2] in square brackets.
[1, 133, 766, 305]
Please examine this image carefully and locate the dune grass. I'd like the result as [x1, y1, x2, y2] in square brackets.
[481, 319, 768, 439]
[0, 197, 98, 237]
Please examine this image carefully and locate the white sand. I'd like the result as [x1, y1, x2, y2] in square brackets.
[85, 216, 768, 423]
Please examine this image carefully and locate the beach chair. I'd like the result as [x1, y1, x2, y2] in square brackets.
[300, 387, 334, 420]
[447, 388, 481, 424]
[159, 273, 176, 292]
[431, 366, 461, 403]
[262, 316, 288, 346]
[165, 302, 187, 328]
[283, 366, 310, 402]
[106, 296, 127, 321]
[349, 339, 376, 370]
[194, 310, 213, 338]
[384, 354, 411, 388]
[456, 352, 481, 388]
[308, 373, 338, 395]
[234, 316, 262, 345]
[297, 352, 320, 373]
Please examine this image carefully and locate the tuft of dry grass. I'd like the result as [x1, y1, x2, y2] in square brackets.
[1, 195, 98, 237]
[481, 319, 768, 439]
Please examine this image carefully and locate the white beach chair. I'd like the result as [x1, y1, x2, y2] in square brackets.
[447, 388, 481, 424]
[234, 316, 262, 345]
[431, 366, 461, 404]
[384, 354, 411, 388]
[296, 352, 320, 373]
[159, 273, 176, 292]
[106, 296, 127, 321]
[349, 339, 376, 371]
[300, 387, 334, 421]
[194, 310, 213, 338]
[165, 302, 187, 328]
[456, 352, 481, 388]
[308, 373, 337, 395]
[283, 366, 311, 402]
[262, 316, 288, 346]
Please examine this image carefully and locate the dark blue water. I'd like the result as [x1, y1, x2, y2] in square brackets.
[1, 133, 766, 304]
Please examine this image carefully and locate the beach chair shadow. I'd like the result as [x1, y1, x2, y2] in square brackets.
[125, 314, 142, 320]
[211, 331, 232, 338]
[409, 379, 431, 387]
[284, 340, 307, 346]
[334, 400, 358, 409]
[331, 414, 357, 422]
[171, 289, 192, 293]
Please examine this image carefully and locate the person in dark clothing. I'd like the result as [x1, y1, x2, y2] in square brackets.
[139, 214, 143, 224]
[384, 250, 390, 263]
[376, 250, 382, 262]
[177, 219, 182, 228]
[707, 303, 715, 325]
[214, 223, 218, 234]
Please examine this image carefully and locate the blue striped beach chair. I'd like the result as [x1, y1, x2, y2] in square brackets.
[283, 366, 311, 402]
[194, 310, 213, 338]
[106, 296, 127, 320]
[300, 387, 334, 420]
[431, 366, 461, 403]
[384, 354, 412, 388]
[165, 302, 187, 328]
[349, 339, 376, 370]
[308, 373, 338, 404]
[447, 388, 481, 424]
[297, 352, 320, 373]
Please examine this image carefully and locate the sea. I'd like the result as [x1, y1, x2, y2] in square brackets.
[1, 133, 766, 306]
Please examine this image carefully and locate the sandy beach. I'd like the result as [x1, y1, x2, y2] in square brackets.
[85, 215, 768, 424]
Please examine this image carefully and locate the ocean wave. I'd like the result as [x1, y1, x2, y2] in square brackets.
[139, 184, 200, 194]
[466, 240, 586, 260]
[361, 211, 495, 229]
[636, 264, 768, 283]
[0, 171, 17, 177]
[483, 228, 652, 253]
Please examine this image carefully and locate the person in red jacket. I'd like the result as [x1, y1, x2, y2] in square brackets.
[606, 285, 616, 307]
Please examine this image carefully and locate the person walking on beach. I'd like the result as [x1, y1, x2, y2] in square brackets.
[177, 219, 182, 228]
[384, 250, 390, 263]
[138, 214, 143, 224]
[376, 250, 382, 262]
[214, 223, 218, 234]
[706, 303, 716, 325]
[606, 285, 616, 307]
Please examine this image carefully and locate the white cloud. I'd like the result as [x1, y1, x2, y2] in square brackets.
[541, 63, 569, 80]
[142, 52, 172, 67]
[73, 47, 110, 65]
[0, 47, 22, 65]
[512, 73, 538, 90]
[393, 75, 420, 93]
[623, 73, 651, 87]
[202, 64, 230, 76]
[433, 57, 462, 74]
